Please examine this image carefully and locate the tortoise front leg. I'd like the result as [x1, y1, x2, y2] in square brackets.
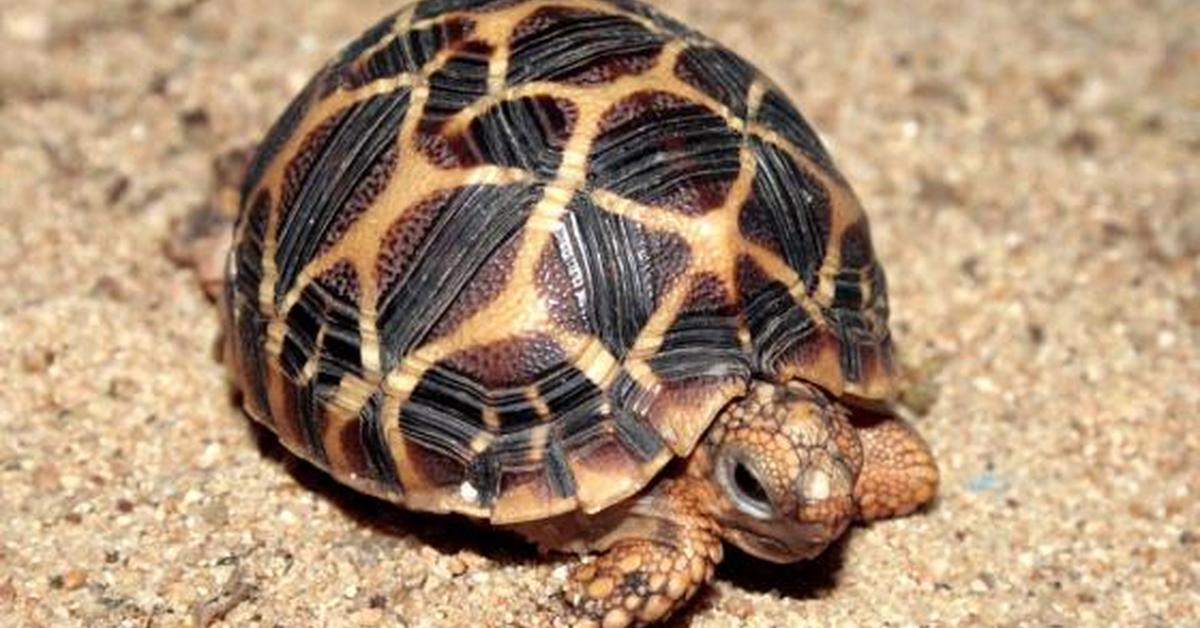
[560, 478, 723, 628]
[851, 411, 939, 521]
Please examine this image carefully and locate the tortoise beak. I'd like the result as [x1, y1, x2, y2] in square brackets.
[725, 507, 851, 563]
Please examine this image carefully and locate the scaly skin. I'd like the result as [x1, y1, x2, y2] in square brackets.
[555, 382, 938, 627]
[562, 479, 723, 628]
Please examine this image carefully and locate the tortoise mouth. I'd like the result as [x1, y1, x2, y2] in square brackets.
[719, 504, 849, 563]
[727, 526, 833, 563]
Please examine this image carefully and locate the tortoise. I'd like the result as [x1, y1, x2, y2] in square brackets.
[172, 0, 938, 625]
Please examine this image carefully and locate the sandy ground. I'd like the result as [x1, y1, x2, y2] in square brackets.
[1, 0, 1197, 626]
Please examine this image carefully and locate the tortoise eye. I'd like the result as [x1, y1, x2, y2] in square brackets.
[720, 455, 774, 518]
[734, 463, 769, 506]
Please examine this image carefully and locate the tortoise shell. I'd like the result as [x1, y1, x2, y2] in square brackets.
[224, 0, 895, 525]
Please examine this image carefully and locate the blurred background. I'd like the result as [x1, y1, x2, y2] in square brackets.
[1, 1, 1196, 626]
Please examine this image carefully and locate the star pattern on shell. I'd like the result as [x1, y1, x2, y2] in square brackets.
[223, 0, 895, 526]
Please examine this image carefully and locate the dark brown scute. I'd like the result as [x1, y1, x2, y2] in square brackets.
[274, 88, 413, 304]
[736, 256, 820, 374]
[396, 364, 551, 507]
[336, 392, 404, 493]
[483, 428, 577, 508]
[412, 0, 522, 20]
[507, 6, 666, 86]
[279, 265, 365, 378]
[426, 95, 579, 177]
[754, 89, 835, 169]
[674, 45, 757, 117]
[648, 273, 750, 383]
[541, 435, 576, 498]
[590, 90, 741, 215]
[827, 219, 891, 385]
[741, 138, 832, 293]
[442, 334, 568, 389]
[501, 358, 665, 507]
[838, 220, 876, 271]
[313, 261, 366, 378]
[466, 96, 579, 179]
[474, 434, 579, 508]
[825, 221, 890, 382]
[536, 363, 604, 421]
[280, 108, 350, 217]
[421, 41, 493, 124]
[397, 366, 490, 497]
[231, 190, 273, 423]
[428, 231, 523, 340]
[270, 365, 331, 467]
[392, 354, 626, 506]
[403, 435, 472, 493]
[549, 368, 665, 465]
[551, 193, 691, 359]
[374, 183, 542, 371]
[338, 17, 475, 90]
[828, 310, 886, 385]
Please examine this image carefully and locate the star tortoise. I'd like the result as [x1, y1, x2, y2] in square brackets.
[181, 0, 939, 625]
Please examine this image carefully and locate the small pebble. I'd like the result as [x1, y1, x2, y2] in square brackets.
[21, 348, 55, 373]
[61, 569, 87, 591]
[723, 595, 755, 619]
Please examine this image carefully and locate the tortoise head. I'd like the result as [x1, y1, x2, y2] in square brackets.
[695, 381, 864, 563]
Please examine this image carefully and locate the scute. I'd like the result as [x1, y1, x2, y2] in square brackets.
[589, 90, 742, 214]
[743, 137, 832, 293]
[341, 17, 475, 90]
[506, 6, 667, 86]
[225, 0, 895, 525]
[373, 182, 543, 371]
